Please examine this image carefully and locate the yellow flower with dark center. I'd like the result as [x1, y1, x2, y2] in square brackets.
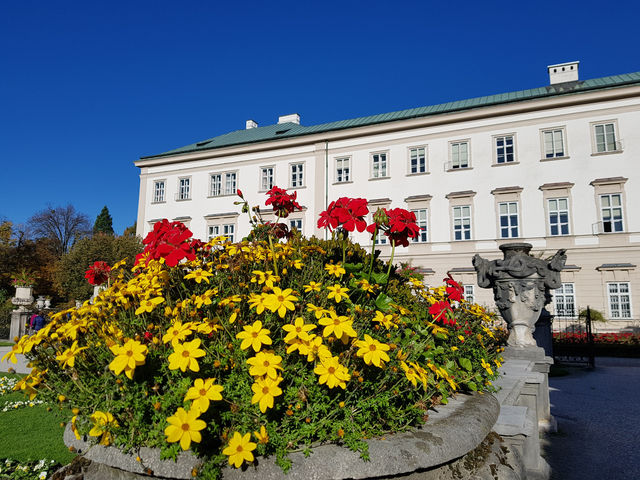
[55, 341, 88, 369]
[373, 311, 397, 329]
[246, 351, 282, 379]
[223, 432, 257, 468]
[481, 358, 494, 375]
[168, 339, 206, 372]
[253, 425, 269, 444]
[164, 407, 206, 451]
[109, 339, 147, 379]
[184, 378, 224, 413]
[355, 334, 390, 367]
[194, 288, 217, 308]
[184, 269, 213, 284]
[400, 361, 421, 387]
[282, 317, 316, 343]
[135, 296, 164, 315]
[318, 311, 357, 340]
[356, 278, 375, 293]
[251, 270, 278, 288]
[195, 318, 221, 335]
[314, 355, 351, 389]
[298, 334, 331, 362]
[324, 263, 346, 277]
[303, 281, 322, 293]
[248, 293, 269, 314]
[263, 287, 298, 318]
[306, 303, 326, 319]
[1, 344, 21, 364]
[326, 284, 349, 303]
[292, 259, 304, 269]
[251, 376, 283, 412]
[89, 411, 119, 445]
[236, 321, 272, 352]
[162, 321, 193, 345]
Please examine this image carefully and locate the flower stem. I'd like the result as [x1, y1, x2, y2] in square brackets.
[367, 228, 378, 279]
[386, 240, 396, 280]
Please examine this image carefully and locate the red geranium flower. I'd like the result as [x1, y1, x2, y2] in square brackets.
[317, 197, 369, 232]
[444, 275, 464, 302]
[429, 300, 456, 325]
[85, 261, 111, 286]
[136, 219, 197, 267]
[384, 208, 420, 247]
[265, 186, 301, 218]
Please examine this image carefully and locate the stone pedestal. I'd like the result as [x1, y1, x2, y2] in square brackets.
[533, 309, 554, 358]
[9, 308, 31, 341]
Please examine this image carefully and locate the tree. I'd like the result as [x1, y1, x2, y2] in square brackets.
[123, 221, 137, 237]
[28, 205, 91, 256]
[93, 206, 114, 235]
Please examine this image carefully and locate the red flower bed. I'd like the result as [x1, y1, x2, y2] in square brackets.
[553, 331, 640, 345]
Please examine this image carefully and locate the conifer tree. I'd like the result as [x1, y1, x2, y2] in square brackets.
[93, 206, 114, 235]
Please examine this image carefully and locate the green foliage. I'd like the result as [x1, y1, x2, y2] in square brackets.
[578, 308, 606, 322]
[93, 206, 114, 235]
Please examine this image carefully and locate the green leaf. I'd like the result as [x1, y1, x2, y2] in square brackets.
[371, 272, 389, 284]
[468, 381, 478, 391]
[343, 262, 363, 273]
[460, 358, 472, 371]
[375, 293, 394, 312]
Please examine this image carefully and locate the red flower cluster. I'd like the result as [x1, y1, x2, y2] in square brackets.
[265, 186, 301, 218]
[318, 197, 369, 232]
[136, 219, 198, 267]
[85, 261, 111, 286]
[553, 331, 640, 345]
[444, 275, 464, 302]
[429, 300, 455, 325]
[366, 208, 420, 247]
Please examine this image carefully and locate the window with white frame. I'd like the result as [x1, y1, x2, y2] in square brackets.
[290, 163, 304, 188]
[452, 205, 472, 240]
[409, 147, 427, 174]
[210, 172, 237, 196]
[548, 198, 570, 236]
[208, 224, 235, 242]
[260, 167, 274, 191]
[210, 174, 222, 197]
[495, 136, 515, 164]
[153, 180, 165, 203]
[543, 129, 565, 158]
[411, 209, 428, 242]
[450, 142, 469, 169]
[499, 201, 519, 238]
[225, 172, 237, 195]
[593, 122, 618, 153]
[336, 157, 351, 183]
[608, 282, 631, 318]
[554, 283, 576, 317]
[371, 152, 388, 178]
[600, 194, 624, 232]
[289, 218, 302, 232]
[463, 285, 475, 303]
[178, 177, 191, 200]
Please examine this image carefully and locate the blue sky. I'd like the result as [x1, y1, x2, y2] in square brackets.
[1, 0, 639, 235]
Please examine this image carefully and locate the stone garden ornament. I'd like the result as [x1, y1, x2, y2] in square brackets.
[473, 243, 566, 347]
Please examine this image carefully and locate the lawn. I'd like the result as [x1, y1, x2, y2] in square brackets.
[0, 373, 76, 465]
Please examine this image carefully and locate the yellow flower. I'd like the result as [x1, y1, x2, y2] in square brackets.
[164, 407, 206, 451]
[314, 355, 350, 389]
[400, 361, 421, 387]
[263, 287, 298, 318]
[135, 296, 164, 315]
[326, 284, 349, 303]
[195, 318, 221, 335]
[223, 432, 257, 468]
[55, 341, 88, 369]
[168, 339, 206, 372]
[355, 334, 391, 368]
[194, 289, 217, 308]
[70, 415, 81, 440]
[236, 321, 272, 352]
[251, 376, 283, 412]
[292, 259, 304, 269]
[481, 358, 494, 375]
[109, 339, 147, 379]
[89, 411, 119, 445]
[162, 321, 193, 345]
[372, 311, 397, 329]
[184, 269, 213, 284]
[184, 378, 224, 413]
[246, 351, 282, 379]
[248, 293, 269, 314]
[1, 344, 21, 364]
[251, 270, 278, 288]
[303, 281, 322, 293]
[306, 303, 326, 319]
[318, 311, 357, 340]
[298, 335, 332, 362]
[253, 426, 269, 444]
[282, 317, 316, 343]
[324, 263, 346, 277]
[356, 278, 375, 293]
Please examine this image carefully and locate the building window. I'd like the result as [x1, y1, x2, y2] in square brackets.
[290, 163, 304, 188]
[409, 147, 426, 174]
[208, 224, 235, 242]
[178, 178, 190, 200]
[543, 129, 565, 158]
[554, 283, 576, 317]
[289, 218, 302, 232]
[336, 158, 350, 183]
[411, 209, 428, 242]
[450, 142, 469, 169]
[210, 174, 222, 197]
[495, 136, 515, 164]
[594, 123, 618, 153]
[464, 285, 475, 304]
[600, 194, 624, 232]
[371, 152, 388, 178]
[260, 167, 274, 191]
[210, 172, 237, 196]
[225, 172, 237, 195]
[452, 205, 471, 240]
[499, 202, 519, 238]
[608, 282, 631, 318]
[153, 181, 165, 203]
[548, 198, 570, 236]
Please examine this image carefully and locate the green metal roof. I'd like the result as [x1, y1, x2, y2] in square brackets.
[143, 71, 640, 159]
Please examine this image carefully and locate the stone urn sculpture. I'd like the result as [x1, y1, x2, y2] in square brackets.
[473, 243, 566, 347]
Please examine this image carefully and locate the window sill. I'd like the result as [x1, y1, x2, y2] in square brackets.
[446, 167, 473, 172]
[591, 150, 623, 157]
[406, 172, 430, 176]
[333, 181, 353, 185]
[288, 185, 307, 190]
[540, 156, 570, 162]
[151, 201, 166, 205]
[175, 198, 192, 202]
[207, 193, 236, 199]
[491, 161, 520, 167]
[369, 176, 390, 181]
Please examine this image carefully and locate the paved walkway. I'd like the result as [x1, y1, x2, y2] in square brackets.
[0, 346, 30, 374]
[545, 357, 640, 479]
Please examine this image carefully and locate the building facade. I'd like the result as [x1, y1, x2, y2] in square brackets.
[136, 63, 640, 331]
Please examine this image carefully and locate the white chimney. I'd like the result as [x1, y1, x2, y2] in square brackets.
[548, 61, 579, 85]
[278, 113, 300, 125]
[246, 119, 258, 129]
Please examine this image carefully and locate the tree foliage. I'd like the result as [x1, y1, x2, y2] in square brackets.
[93, 206, 114, 235]
[28, 205, 91, 256]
